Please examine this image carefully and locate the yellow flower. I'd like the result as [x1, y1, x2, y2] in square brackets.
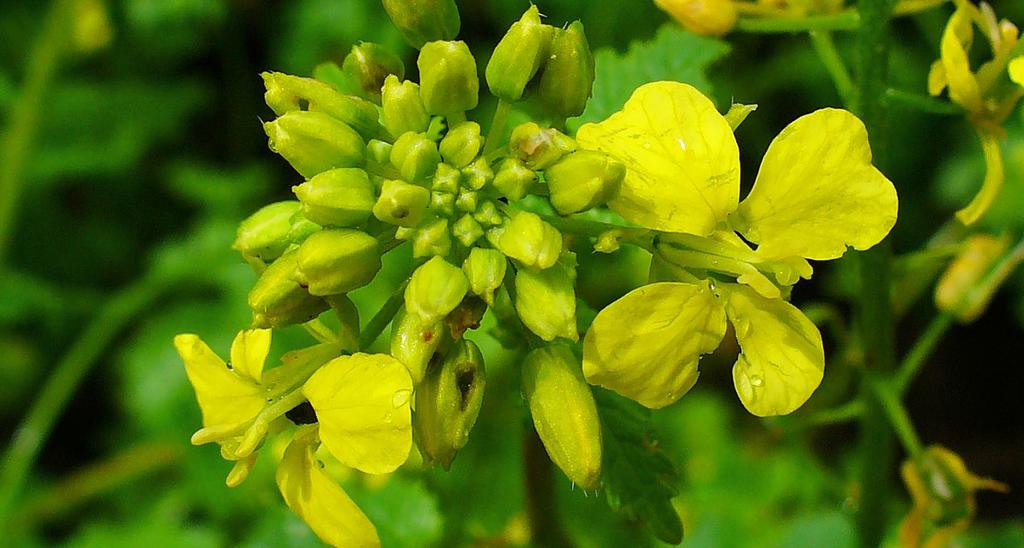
[654, 0, 738, 37]
[576, 81, 897, 416]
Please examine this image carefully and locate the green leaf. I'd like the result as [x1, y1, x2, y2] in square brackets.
[573, 24, 729, 129]
[595, 388, 683, 544]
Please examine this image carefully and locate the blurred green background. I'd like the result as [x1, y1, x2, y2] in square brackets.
[1, 0, 1022, 546]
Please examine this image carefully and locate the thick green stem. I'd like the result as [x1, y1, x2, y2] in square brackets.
[483, 99, 513, 156]
[0, 274, 169, 531]
[357, 282, 408, 351]
[869, 377, 924, 458]
[523, 426, 573, 548]
[809, 31, 855, 105]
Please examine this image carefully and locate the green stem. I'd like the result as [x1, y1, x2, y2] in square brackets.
[358, 282, 408, 351]
[894, 313, 954, 394]
[869, 377, 924, 458]
[483, 99, 513, 156]
[523, 426, 573, 548]
[0, 274, 169, 531]
[809, 31, 855, 104]
[804, 401, 865, 428]
[736, 11, 861, 33]
[0, 0, 74, 262]
[883, 88, 962, 115]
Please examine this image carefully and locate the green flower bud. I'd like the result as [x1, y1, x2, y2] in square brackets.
[342, 42, 405, 103]
[262, 72, 385, 140]
[452, 214, 484, 247]
[412, 218, 452, 258]
[473, 200, 503, 226]
[515, 252, 578, 341]
[286, 209, 321, 245]
[537, 21, 595, 119]
[461, 157, 494, 190]
[293, 229, 382, 296]
[417, 41, 479, 116]
[432, 162, 462, 193]
[292, 168, 376, 227]
[264, 111, 365, 178]
[521, 343, 602, 489]
[414, 339, 486, 469]
[391, 132, 441, 184]
[390, 306, 446, 383]
[406, 256, 470, 322]
[234, 201, 302, 262]
[509, 122, 577, 169]
[462, 247, 507, 305]
[248, 250, 329, 328]
[485, 5, 554, 102]
[430, 191, 456, 216]
[367, 139, 393, 165]
[382, 0, 460, 49]
[373, 179, 431, 227]
[381, 75, 430, 137]
[493, 158, 537, 200]
[544, 150, 625, 215]
[455, 190, 478, 213]
[498, 210, 562, 269]
[439, 121, 483, 168]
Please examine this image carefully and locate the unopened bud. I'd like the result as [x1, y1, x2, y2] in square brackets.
[430, 191, 456, 217]
[293, 229, 382, 296]
[545, 150, 625, 215]
[486, 5, 553, 102]
[234, 201, 302, 262]
[452, 214, 484, 247]
[509, 122, 576, 169]
[292, 168, 376, 227]
[498, 210, 563, 270]
[261, 72, 385, 140]
[264, 111, 365, 178]
[382, 0, 460, 49]
[373, 179, 431, 227]
[473, 200, 503, 226]
[537, 21, 595, 119]
[439, 121, 483, 168]
[414, 339, 486, 469]
[391, 306, 447, 383]
[367, 139, 394, 165]
[381, 75, 431, 137]
[432, 162, 462, 193]
[405, 256, 470, 322]
[418, 40, 479, 116]
[935, 234, 1016, 323]
[342, 42, 405, 103]
[391, 132, 441, 184]
[461, 157, 494, 190]
[286, 209, 321, 245]
[655, 0, 738, 37]
[455, 190, 478, 213]
[412, 218, 452, 258]
[493, 158, 537, 201]
[515, 252, 578, 341]
[462, 247, 507, 305]
[522, 343, 602, 489]
[248, 251, 329, 328]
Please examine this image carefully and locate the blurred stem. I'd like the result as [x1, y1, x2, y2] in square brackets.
[523, 427, 573, 548]
[0, 0, 74, 262]
[894, 313, 954, 394]
[809, 31, 854, 105]
[851, 0, 899, 544]
[0, 273, 169, 532]
[883, 89, 962, 115]
[869, 377, 924, 458]
[357, 281, 408, 351]
[804, 400, 865, 428]
[736, 11, 861, 33]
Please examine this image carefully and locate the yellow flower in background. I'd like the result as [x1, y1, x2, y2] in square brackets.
[654, 0, 738, 37]
[577, 81, 897, 416]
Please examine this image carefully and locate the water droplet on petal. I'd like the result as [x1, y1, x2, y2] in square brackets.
[383, 411, 393, 424]
[392, 389, 412, 408]
[750, 375, 764, 387]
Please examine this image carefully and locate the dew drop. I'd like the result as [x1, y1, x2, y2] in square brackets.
[392, 389, 412, 408]
[383, 411, 393, 424]
[750, 375, 764, 387]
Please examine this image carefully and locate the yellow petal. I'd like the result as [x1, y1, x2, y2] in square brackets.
[940, 7, 983, 112]
[956, 129, 1004, 225]
[174, 334, 263, 428]
[724, 284, 824, 416]
[576, 81, 740, 235]
[277, 430, 380, 548]
[229, 329, 271, 384]
[303, 353, 413, 474]
[927, 60, 948, 96]
[731, 109, 898, 261]
[1010, 56, 1024, 86]
[582, 281, 726, 409]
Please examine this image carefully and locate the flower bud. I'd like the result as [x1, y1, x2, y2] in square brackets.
[373, 179, 431, 227]
[261, 72, 385, 140]
[509, 122, 577, 169]
[485, 5, 554, 102]
[544, 150, 625, 215]
[391, 132, 441, 184]
[452, 214, 484, 247]
[293, 229, 382, 296]
[498, 210, 563, 270]
[382, 0, 460, 49]
[342, 42, 405, 103]
[234, 201, 302, 262]
[405, 256, 470, 322]
[537, 21, 595, 119]
[493, 158, 537, 201]
[521, 343, 602, 489]
[367, 139, 393, 165]
[935, 234, 1015, 323]
[390, 306, 446, 383]
[417, 41, 479, 116]
[264, 111, 365, 178]
[430, 191, 456, 217]
[462, 248, 507, 305]
[414, 339, 486, 469]
[412, 218, 452, 258]
[248, 251, 329, 328]
[432, 162, 462, 193]
[473, 200, 503, 226]
[655, 0, 737, 37]
[514, 252, 578, 341]
[286, 209, 321, 245]
[439, 121, 483, 168]
[461, 157, 494, 190]
[455, 190, 478, 213]
[291, 168, 376, 227]
[381, 75, 431, 137]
